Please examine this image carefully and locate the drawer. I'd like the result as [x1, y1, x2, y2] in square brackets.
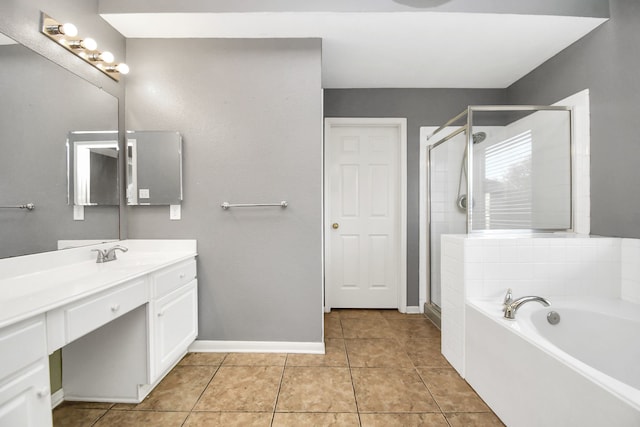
[0, 316, 46, 383]
[66, 279, 147, 343]
[153, 259, 196, 298]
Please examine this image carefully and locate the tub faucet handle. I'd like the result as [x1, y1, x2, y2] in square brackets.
[503, 288, 513, 308]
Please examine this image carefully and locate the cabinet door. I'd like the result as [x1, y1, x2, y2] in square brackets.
[0, 362, 52, 427]
[154, 280, 198, 377]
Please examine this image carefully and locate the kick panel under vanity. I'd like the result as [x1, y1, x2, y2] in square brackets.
[0, 240, 197, 427]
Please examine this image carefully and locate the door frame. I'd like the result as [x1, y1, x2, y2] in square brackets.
[324, 117, 407, 312]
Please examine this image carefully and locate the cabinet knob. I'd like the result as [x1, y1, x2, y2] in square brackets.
[37, 387, 49, 398]
[157, 311, 165, 317]
[111, 304, 120, 312]
[179, 273, 186, 279]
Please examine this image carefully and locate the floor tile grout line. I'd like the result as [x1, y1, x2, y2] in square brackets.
[343, 319, 363, 427]
[269, 353, 288, 426]
[179, 353, 228, 425]
[414, 364, 450, 424]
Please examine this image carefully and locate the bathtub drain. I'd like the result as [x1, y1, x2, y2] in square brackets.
[547, 311, 561, 325]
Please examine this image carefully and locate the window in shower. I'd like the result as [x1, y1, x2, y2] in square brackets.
[471, 109, 572, 231]
[479, 130, 533, 229]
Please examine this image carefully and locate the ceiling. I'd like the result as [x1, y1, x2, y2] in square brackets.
[101, 12, 607, 89]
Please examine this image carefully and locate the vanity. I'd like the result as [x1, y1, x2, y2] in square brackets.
[0, 240, 197, 426]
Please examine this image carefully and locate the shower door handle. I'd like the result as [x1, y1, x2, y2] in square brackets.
[332, 223, 339, 229]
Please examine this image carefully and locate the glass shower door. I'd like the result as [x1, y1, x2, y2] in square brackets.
[428, 131, 467, 309]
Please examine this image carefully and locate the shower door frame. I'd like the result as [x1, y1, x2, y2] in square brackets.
[423, 105, 575, 323]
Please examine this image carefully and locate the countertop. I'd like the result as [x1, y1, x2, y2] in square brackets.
[0, 240, 197, 329]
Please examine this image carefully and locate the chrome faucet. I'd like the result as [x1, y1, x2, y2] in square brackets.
[503, 295, 551, 320]
[92, 245, 128, 263]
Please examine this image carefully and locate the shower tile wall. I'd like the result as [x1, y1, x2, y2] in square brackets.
[441, 235, 622, 376]
[429, 133, 467, 307]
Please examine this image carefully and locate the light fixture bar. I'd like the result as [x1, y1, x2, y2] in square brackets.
[40, 12, 129, 82]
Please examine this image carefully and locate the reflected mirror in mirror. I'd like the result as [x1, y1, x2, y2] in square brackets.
[127, 131, 183, 205]
[0, 31, 119, 259]
[67, 131, 119, 206]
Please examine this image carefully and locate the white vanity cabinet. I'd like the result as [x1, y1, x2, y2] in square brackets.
[0, 240, 198, 426]
[61, 256, 199, 403]
[149, 259, 198, 381]
[0, 316, 52, 427]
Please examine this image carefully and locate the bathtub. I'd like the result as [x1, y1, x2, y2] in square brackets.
[464, 297, 640, 427]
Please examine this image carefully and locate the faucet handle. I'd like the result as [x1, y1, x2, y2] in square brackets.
[91, 248, 107, 263]
[503, 288, 513, 308]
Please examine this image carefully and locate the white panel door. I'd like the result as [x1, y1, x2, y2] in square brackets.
[326, 122, 401, 309]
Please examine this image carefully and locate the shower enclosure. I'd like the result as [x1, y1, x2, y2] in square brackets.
[425, 106, 573, 321]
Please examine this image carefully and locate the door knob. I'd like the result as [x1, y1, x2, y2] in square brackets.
[332, 223, 339, 229]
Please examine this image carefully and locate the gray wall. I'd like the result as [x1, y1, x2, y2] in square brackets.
[125, 39, 323, 342]
[507, 0, 640, 238]
[324, 89, 506, 306]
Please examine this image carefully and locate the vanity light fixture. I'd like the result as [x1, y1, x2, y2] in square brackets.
[104, 63, 130, 75]
[88, 51, 115, 64]
[40, 12, 129, 82]
[67, 38, 98, 51]
[44, 22, 77, 37]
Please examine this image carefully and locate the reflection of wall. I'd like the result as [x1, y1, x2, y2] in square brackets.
[131, 131, 182, 205]
[125, 39, 323, 343]
[90, 151, 119, 205]
[0, 44, 118, 258]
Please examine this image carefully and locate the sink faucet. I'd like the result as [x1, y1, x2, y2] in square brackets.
[503, 295, 551, 319]
[92, 245, 128, 263]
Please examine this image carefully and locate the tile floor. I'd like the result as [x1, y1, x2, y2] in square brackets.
[53, 310, 504, 426]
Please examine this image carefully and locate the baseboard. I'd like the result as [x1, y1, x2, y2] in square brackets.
[405, 306, 421, 314]
[189, 340, 325, 354]
[51, 388, 64, 409]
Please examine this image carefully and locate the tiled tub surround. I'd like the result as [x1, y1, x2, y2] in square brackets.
[441, 234, 640, 426]
[0, 240, 198, 426]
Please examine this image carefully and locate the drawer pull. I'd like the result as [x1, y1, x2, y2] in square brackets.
[111, 304, 120, 312]
[157, 311, 165, 317]
[37, 387, 49, 398]
[179, 273, 186, 279]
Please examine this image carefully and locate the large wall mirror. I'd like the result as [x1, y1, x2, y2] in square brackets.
[0, 32, 119, 259]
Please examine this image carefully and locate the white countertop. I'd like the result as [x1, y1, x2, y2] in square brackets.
[0, 240, 197, 329]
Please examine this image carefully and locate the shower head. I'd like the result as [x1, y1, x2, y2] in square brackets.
[472, 132, 487, 144]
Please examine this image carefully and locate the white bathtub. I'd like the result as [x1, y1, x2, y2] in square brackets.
[465, 297, 640, 427]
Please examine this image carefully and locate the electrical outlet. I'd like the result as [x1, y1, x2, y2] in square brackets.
[73, 205, 84, 221]
[170, 204, 181, 220]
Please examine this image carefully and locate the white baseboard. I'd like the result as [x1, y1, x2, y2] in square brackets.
[51, 388, 64, 409]
[405, 306, 422, 314]
[189, 340, 325, 354]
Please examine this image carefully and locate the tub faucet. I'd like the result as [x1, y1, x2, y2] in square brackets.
[503, 296, 551, 320]
[92, 245, 128, 263]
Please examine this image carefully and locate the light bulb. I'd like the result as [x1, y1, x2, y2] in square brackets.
[45, 22, 77, 37]
[100, 51, 114, 63]
[60, 23, 78, 37]
[115, 63, 130, 75]
[81, 38, 97, 51]
[89, 51, 114, 63]
[68, 38, 97, 51]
